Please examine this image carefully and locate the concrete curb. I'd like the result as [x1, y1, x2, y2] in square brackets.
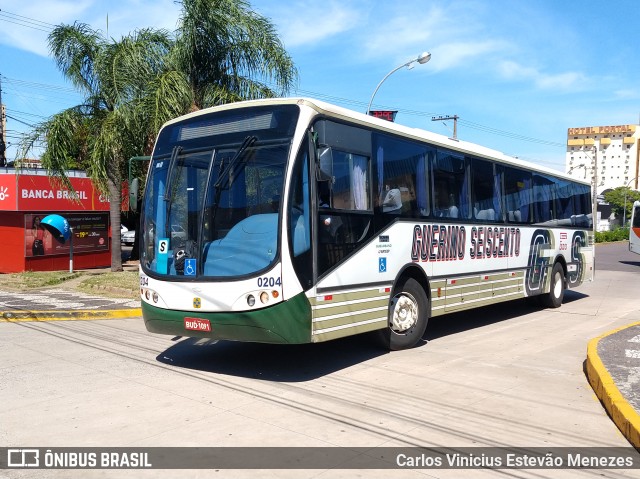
[1, 309, 142, 322]
[585, 322, 640, 449]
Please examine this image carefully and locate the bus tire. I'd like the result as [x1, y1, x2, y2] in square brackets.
[540, 262, 565, 308]
[377, 277, 429, 350]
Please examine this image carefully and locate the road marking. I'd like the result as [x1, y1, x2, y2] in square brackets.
[625, 349, 640, 359]
[629, 335, 640, 343]
[0, 309, 142, 322]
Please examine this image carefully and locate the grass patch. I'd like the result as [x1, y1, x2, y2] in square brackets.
[77, 271, 140, 298]
[0, 271, 82, 289]
[0, 270, 140, 300]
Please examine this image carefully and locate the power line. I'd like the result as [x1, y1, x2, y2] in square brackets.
[6, 109, 48, 119]
[0, 9, 54, 33]
[2, 76, 78, 94]
[6, 114, 34, 128]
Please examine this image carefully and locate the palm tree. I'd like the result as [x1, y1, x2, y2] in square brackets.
[136, 0, 298, 135]
[173, 0, 297, 110]
[22, 0, 297, 271]
[21, 24, 172, 271]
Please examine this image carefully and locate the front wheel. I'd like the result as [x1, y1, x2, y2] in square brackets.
[540, 262, 565, 308]
[376, 277, 429, 350]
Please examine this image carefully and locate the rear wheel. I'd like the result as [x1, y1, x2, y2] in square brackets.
[376, 277, 429, 350]
[540, 262, 565, 308]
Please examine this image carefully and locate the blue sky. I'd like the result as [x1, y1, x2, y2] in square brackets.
[1, 0, 639, 171]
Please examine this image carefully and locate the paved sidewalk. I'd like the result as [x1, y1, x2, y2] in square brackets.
[586, 322, 640, 449]
[0, 264, 141, 321]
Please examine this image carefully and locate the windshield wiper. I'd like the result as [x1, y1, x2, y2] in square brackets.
[214, 135, 257, 191]
[163, 145, 183, 201]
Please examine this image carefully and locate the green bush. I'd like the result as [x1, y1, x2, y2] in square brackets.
[595, 227, 629, 243]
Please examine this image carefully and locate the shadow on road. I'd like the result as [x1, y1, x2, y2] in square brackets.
[619, 260, 640, 268]
[156, 333, 388, 382]
[156, 291, 591, 381]
[425, 291, 589, 342]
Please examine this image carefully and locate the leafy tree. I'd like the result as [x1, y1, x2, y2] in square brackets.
[603, 186, 640, 222]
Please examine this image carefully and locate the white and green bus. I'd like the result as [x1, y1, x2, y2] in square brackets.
[138, 98, 594, 350]
[630, 200, 640, 255]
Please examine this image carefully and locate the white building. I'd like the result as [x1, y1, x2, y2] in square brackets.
[565, 124, 640, 195]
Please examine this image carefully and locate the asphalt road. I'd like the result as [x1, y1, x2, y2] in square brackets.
[595, 240, 640, 272]
[1, 242, 639, 478]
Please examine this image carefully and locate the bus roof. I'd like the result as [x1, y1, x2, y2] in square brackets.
[161, 97, 589, 186]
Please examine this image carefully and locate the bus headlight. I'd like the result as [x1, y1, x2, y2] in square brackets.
[260, 291, 269, 304]
[247, 294, 256, 307]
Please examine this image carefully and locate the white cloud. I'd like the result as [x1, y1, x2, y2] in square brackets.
[430, 40, 506, 71]
[0, 0, 180, 57]
[1, 0, 93, 56]
[613, 89, 640, 100]
[263, 1, 361, 48]
[497, 60, 587, 91]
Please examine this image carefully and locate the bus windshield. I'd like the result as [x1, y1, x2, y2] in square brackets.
[141, 105, 299, 279]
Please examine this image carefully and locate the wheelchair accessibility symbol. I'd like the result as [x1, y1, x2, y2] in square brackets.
[379, 257, 387, 273]
[185, 258, 196, 276]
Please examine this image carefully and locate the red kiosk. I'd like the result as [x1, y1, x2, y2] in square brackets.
[0, 168, 112, 273]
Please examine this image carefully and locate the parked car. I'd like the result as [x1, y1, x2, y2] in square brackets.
[121, 230, 136, 245]
[170, 224, 187, 242]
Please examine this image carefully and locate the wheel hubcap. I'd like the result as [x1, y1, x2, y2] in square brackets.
[390, 292, 419, 333]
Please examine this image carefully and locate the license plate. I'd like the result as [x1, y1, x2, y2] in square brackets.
[184, 317, 211, 332]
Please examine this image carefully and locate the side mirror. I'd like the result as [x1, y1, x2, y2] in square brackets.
[316, 147, 333, 182]
[129, 178, 139, 213]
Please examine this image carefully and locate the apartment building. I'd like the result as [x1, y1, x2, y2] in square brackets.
[565, 124, 640, 195]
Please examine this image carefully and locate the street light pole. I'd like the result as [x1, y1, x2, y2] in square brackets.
[591, 146, 598, 234]
[580, 146, 598, 233]
[567, 163, 588, 179]
[366, 51, 431, 116]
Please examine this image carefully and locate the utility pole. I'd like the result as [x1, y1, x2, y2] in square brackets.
[431, 115, 458, 140]
[591, 145, 598, 234]
[0, 75, 5, 167]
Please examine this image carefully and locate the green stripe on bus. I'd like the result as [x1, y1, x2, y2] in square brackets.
[312, 318, 387, 342]
[313, 309, 388, 330]
[447, 276, 481, 286]
[308, 287, 391, 306]
[312, 298, 388, 318]
[431, 287, 524, 317]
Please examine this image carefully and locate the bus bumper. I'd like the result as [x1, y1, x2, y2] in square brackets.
[141, 292, 312, 344]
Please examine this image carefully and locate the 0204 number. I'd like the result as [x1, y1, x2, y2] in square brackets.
[257, 276, 281, 288]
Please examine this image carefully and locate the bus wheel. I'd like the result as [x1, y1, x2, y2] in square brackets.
[379, 277, 428, 350]
[541, 262, 565, 308]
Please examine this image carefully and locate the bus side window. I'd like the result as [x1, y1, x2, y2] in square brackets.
[471, 157, 501, 222]
[374, 135, 429, 217]
[504, 167, 532, 223]
[431, 149, 468, 219]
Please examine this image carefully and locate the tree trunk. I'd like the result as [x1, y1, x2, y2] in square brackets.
[108, 174, 123, 272]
